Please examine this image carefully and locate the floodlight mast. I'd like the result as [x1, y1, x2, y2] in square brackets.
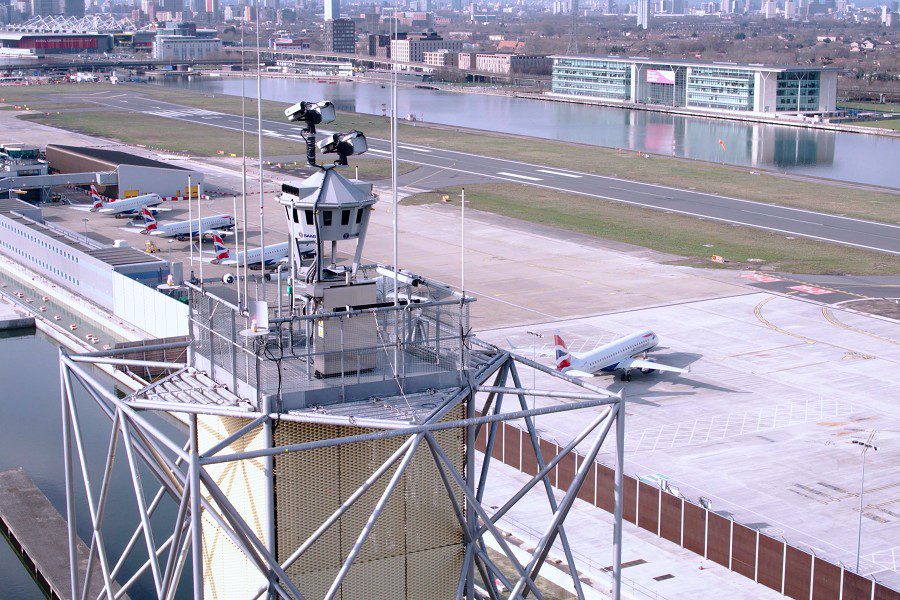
[284, 101, 368, 168]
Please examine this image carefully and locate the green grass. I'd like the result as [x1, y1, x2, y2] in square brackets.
[407, 183, 900, 276]
[113, 84, 900, 224]
[838, 101, 900, 113]
[854, 118, 900, 131]
[14, 83, 900, 225]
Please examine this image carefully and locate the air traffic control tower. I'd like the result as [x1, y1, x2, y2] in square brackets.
[58, 101, 628, 600]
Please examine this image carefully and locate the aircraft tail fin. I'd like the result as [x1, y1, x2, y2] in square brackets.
[554, 332, 571, 371]
[211, 234, 228, 263]
[140, 207, 157, 232]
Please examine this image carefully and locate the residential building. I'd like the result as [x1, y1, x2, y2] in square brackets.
[457, 51, 476, 69]
[423, 48, 457, 67]
[390, 30, 461, 63]
[323, 17, 354, 53]
[550, 56, 838, 116]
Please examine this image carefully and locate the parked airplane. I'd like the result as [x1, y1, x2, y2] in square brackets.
[552, 330, 688, 381]
[140, 208, 234, 240]
[210, 235, 289, 267]
[512, 330, 688, 381]
[90, 186, 165, 217]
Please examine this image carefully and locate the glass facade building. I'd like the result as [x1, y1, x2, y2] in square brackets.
[550, 56, 835, 116]
[551, 57, 631, 100]
[685, 66, 755, 112]
[775, 71, 821, 112]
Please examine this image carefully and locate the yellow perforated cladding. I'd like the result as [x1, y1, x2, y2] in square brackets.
[196, 414, 269, 600]
[273, 402, 466, 599]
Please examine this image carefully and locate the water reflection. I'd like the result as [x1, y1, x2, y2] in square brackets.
[160, 77, 896, 188]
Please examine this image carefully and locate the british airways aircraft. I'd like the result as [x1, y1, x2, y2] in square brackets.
[552, 330, 689, 381]
[89, 185, 166, 217]
[140, 207, 234, 240]
[210, 234, 289, 268]
[512, 330, 689, 382]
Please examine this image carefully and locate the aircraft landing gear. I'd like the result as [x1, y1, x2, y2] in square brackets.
[620, 371, 632, 382]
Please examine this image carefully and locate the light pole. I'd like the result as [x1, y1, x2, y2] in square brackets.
[81, 217, 89, 236]
[526, 331, 543, 421]
[852, 431, 878, 573]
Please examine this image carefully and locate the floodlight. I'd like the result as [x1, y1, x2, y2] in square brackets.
[316, 131, 368, 165]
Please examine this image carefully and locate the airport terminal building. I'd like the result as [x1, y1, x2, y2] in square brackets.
[550, 56, 838, 116]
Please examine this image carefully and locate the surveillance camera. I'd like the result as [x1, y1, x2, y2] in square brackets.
[317, 131, 368, 164]
[222, 273, 236, 284]
[284, 100, 336, 126]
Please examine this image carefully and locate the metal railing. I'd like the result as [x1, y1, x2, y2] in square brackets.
[187, 282, 475, 407]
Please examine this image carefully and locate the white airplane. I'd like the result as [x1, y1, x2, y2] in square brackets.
[89, 186, 165, 217]
[518, 330, 689, 382]
[210, 234, 290, 268]
[140, 207, 235, 240]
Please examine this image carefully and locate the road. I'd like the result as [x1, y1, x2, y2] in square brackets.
[77, 91, 900, 256]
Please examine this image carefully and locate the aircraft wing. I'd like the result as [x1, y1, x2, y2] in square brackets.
[620, 358, 689, 375]
[562, 369, 596, 378]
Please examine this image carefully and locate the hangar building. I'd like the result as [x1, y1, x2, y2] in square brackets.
[45, 144, 203, 200]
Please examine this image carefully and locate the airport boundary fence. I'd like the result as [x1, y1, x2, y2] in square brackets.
[474, 413, 900, 600]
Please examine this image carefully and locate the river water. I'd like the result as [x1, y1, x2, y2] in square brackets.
[0, 329, 184, 598]
[159, 76, 900, 189]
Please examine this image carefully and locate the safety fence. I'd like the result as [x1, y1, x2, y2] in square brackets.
[474, 415, 900, 600]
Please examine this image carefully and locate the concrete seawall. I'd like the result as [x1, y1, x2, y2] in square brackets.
[0, 302, 34, 331]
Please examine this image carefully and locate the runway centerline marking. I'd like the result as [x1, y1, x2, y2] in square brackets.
[536, 169, 582, 178]
[496, 172, 542, 181]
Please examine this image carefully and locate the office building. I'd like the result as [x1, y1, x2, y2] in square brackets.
[550, 56, 838, 116]
[475, 53, 551, 75]
[152, 23, 222, 60]
[323, 17, 354, 53]
[324, 0, 339, 20]
[390, 30, 461, 63]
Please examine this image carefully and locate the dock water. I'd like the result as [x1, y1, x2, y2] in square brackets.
[0, 468, 117, 600]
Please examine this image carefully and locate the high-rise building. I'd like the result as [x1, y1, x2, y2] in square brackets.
[205, 0, 217, 14]
[636, 0, 649, 28]
[30, 0, 53, 15]
[323, 17, 354, 53]
[763, 0, 774, 16]
[671, 0, 683, 12]
[783, 0, 794, 17]
[323, 0, 339, 20]
[63, 0, 83, 17]
[450, 0, 461, 11]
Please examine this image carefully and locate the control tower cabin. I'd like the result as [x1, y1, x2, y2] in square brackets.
[58, 101, 627, 600]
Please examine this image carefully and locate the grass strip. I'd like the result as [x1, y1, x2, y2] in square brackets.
[407, 183, 900, 276]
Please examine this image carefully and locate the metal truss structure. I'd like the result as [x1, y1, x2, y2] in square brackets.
[59, 339, 627, 600]
[7, 15, 139, 34]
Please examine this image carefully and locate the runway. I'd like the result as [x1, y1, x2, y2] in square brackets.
[77, 91, 900, 256]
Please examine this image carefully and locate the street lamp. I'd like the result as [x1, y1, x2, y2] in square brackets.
[526, 331, 543, 421]
[81, 217, 89, 236]
[852, 431, 878, 573]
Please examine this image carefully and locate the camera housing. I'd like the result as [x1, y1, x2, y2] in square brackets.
[316, 131, 368, 165]
[284, 101, 336, 126]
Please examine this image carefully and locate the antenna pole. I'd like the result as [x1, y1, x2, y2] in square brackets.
[391, 2, 398, 308]
[241, 22, 249, 307]
[460, 187, 465, 296]
[233, 195, 241, 307]
[255, 0, 266, 299]
[197, 183, 204, 286]
[188, 174, 194, 273]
